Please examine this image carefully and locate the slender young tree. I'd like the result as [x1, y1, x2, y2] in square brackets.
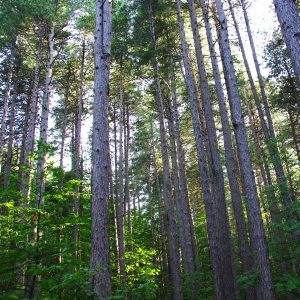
[74, 40, 86, 257]
[90, 0, 112, 297]
[117, 66, 126, 287]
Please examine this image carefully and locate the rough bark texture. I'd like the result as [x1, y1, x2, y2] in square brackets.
[214, 0, 275, 298]
[166, 97, 194, 275]
[124, 105, 132, 248]
[117, 69, 126, 287]
[152, 143, 169, 291]
[20, 36, 43, 201]
[0, 51, 14, 170]
[170, 79, 199, 271]
[36, 25, 55, 208]
[288, 109, 300, 162]
[200, 1, 255, 298]
[148, 2, 184, 299]
[273, 0, 300, 88]
[175, 1, 225, 298]
[3, 83, 18, 190]
[90, 0, 112, 298]
[74, 41, 85, 257]
[186, 1, 238, 298]
[240, 0, 293, 210]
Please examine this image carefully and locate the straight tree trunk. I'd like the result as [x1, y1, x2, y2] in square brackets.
[59, 66, 71, 174]
[90, 0, 112, 297]
[273, 0, 300, 88]
[148, 2, 184, 299]
[124, 105, 132, 248]
[74, 41, 86, 258]
[199, 1, 255, 298]
[175, 1, 226, 298]
[117, 67, 126, 288]
[20, 35, 43, 201]
[0, 51, 14, 171]
[24, 25, 55, 300]
[245, 93, 281, 226]
[166, 96, 195, 276]
[36, 25, 55, 208]
[170, 77, 199, 271]
[3, 83, 18, 191]
[214, 1, 275, 298]
[152, 138, 169, 292]
[186, 2, 238, 298]
[239, 0, 293, 210]
[287, 109, 300, 162]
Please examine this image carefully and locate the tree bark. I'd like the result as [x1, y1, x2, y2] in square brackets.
[0, 50, 14, 171]
[148, 2, 184, 299]
[273, 0, 300, 88]
[239, 0, 294, 210]
[214, 1, 275, 298]
[152, 138, 169, 292]
[90, 0, 112, 297]
[166, 96, 195, 275]
[36, 25, 55, 208]
[288, 109, 300, 163]
[20, 35, 43, 202]
[3, 83, 18, 191]
[117, 66, 126, 288]
[74, 41, 86, 258]
[124, 104, 132, 249]
[186, 1, 239, 298]
[170, 77, 199, 271]
[200, 1, 255, 298]
[175, 0, 226, 298]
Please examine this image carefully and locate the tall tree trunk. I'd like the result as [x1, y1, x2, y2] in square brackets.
[199, 1, 255, 298]
[186, 1, 238, 298]
[74, 41, 86, 258]
[124, 104, 132, 249]
[148, 2, 184, 299]
[244, 90, 280, 225]
[36, 25, 55, 208]
[214, 1, 275, 298]
[170, 77, 199, 271]
[239, 0, 293, 210]
[152, 138, 169, 292]
[287, 109, 300, 163]
[90, 0, 112, 297]
[0, 48, 14, 171]
[175, 0, 226, 298]
[3, 83, 18, 191]
[20, 35, 43, 201]
[273, 0, 300, 88]
[24, 25, 55, 300]
[59, 66, 71, 175]
[117, 66, 126, 288]
[166, 96, 195, 276]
